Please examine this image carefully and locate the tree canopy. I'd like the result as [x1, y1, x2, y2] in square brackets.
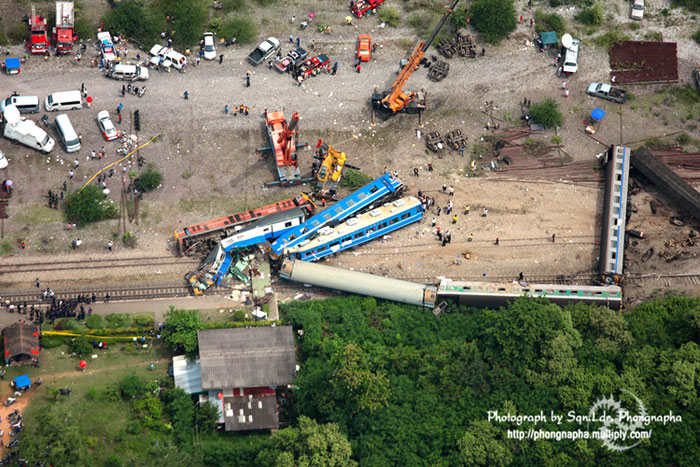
[282, 294, 700, 466]
[161, 308, 202, 358]
[63, 185, 119, 226]
[470, 0, 518, 44]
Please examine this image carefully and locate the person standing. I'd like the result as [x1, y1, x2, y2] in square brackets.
[224, 105, 229, 114]
[296, 37, 301, 48]
[219, 54, 223, 64]
[332, 62, 338, 75]
[36, 278, 40, 288]
[108, 240, 113, 251]
[552, 233, 556, 242]
[184, 90, 189, 100]
[246, 73, 250, 87]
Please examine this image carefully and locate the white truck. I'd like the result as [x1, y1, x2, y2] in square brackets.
[97, 31, 116, 63]
[2, 104, 55, 153]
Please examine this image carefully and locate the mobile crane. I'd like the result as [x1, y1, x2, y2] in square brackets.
[371, 0, 460, 115]
[256, 110, 311, 187]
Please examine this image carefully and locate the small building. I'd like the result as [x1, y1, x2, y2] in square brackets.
[174, 326, 296, 432]
[3, 323, 40, 366]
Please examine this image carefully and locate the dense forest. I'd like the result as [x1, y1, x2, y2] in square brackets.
[19, 295, 699, 465]
[282, 295, 699, 466]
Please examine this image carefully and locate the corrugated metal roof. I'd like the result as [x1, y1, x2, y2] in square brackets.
[172, 355, 203, 394]
[223, 393, 279, 431]
[198, 326, 296, 389]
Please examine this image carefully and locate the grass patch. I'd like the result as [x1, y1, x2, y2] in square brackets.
[219, 16, 257, 44]
[1, 241, 14, 254]
[644, 31, 663, 42]
[379, 6, 401, 28]
[594, 30, 630, 51]
[12, 205, 63, 225]
[535, 10, 566, 35]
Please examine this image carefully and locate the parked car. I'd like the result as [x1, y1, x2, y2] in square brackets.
[106, 63, 149, 81]
[357, 34, 372, 62]
[630, 0, 645, 20]
[149, 45, 187, 70]
[274, 47, 308, 73]
[202, 32, 216, 60]
[247, 37, 280, 66]
[0, 150, 8, 169]
[97, 110, 118, 141]
[586, 82, 627, 103]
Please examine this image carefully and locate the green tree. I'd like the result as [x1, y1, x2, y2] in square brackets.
[162, 308, 202, 357]
[340, 168, 372, 189]
[119, 374, 147, 399]
[19, 406, 87, 464]
[195, 401, 220, 432]
[379, 6, 401, 28]
[529, 98, 563, 128]
[134, 163, 164, 193]
[219, 17, 258, 45]
[470, 0, 518, 44]
[157, 0, 208, 47]
[330, 342, 390, 417]
[575, 3, 604, 26]
[103, 0, 164, 45]
[256, 416, 357, 467]
[458, 420, 513, 466]
[162, 387, 196, 445]
[64, 185, 119, 226]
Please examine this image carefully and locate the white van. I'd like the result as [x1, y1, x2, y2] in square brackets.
[1, 95, 41, 114]
[45, 90, 83, 112]
[562, 39, 580, 75]
[107, 63, 149, 81]
[55, 113, 81, 153]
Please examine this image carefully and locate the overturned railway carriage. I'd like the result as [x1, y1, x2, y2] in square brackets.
[438, 280, 622, 309]
[270, 173, 404, 258]
[285, 197, 423, 261]
[173, 193, 314, 256]
[209, 208, 308, 284]
[281, 259, 437, 308]
[599, 146, 630, 283]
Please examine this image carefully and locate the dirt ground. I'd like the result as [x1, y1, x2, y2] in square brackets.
[1, 0, 699, 304]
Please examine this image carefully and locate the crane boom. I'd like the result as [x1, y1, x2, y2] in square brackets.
[380, 0, 460, 113]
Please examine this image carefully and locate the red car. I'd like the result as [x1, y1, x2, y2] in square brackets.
[357, 34, 372, 62]
[295, 54, 330, 79]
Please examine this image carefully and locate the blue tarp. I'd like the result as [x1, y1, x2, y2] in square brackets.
[591, 108, 606, 121]
[14, 374, 31, 389]
[4, 58, 20, 70]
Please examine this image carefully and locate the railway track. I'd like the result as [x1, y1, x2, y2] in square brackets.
[0, 256, 199, 275]
[2, 284, 193, 305]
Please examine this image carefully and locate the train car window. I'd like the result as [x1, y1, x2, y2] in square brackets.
[288, 235, 296, 241]
[498, 288, 506, 291]
[357, 192, 367, 200]
[613, 207, 620, 215]
[611, 252, 616, 259]
[311, 220, 321, 227]
[609, 262, 615, 270]
[389, 219, 398, 225]
[400, 213, 410, 220]
[614, 185, 621, 193]
[616, 174, 622, 181]
[322, 213, 332, 221]
[559, 290, 567, 294]
[535, 289, 542, 293]
[613, 195, 620, 203]
[616, 163, 623, 170]
[346, 199, 355, 207]
[612, 229, 618, 236]
[379, 222, 387, 229]
[370, 186, 379, 193]
[318, 245, 328, 252]
[285, 221, 293, 227]
[354, 232, 363, 239]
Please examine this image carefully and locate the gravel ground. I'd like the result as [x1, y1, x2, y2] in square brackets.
[1, 0, 698, 301]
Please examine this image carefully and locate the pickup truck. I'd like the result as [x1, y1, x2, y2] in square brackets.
[274, 47, 308, 73]
[586, 82, 627, 103]
[247, 37, 280, 66]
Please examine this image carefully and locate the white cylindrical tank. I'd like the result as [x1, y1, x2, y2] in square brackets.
[280, 259, 436, 308]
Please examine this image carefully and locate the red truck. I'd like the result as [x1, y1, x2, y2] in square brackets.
[53, 2, 77, 55]
[26, 5, 49, 54]
[351, 0, 386, 18]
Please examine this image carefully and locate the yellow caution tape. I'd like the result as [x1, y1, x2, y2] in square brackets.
[79, 134, 161, 193]
[42, 330, 153, 340]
